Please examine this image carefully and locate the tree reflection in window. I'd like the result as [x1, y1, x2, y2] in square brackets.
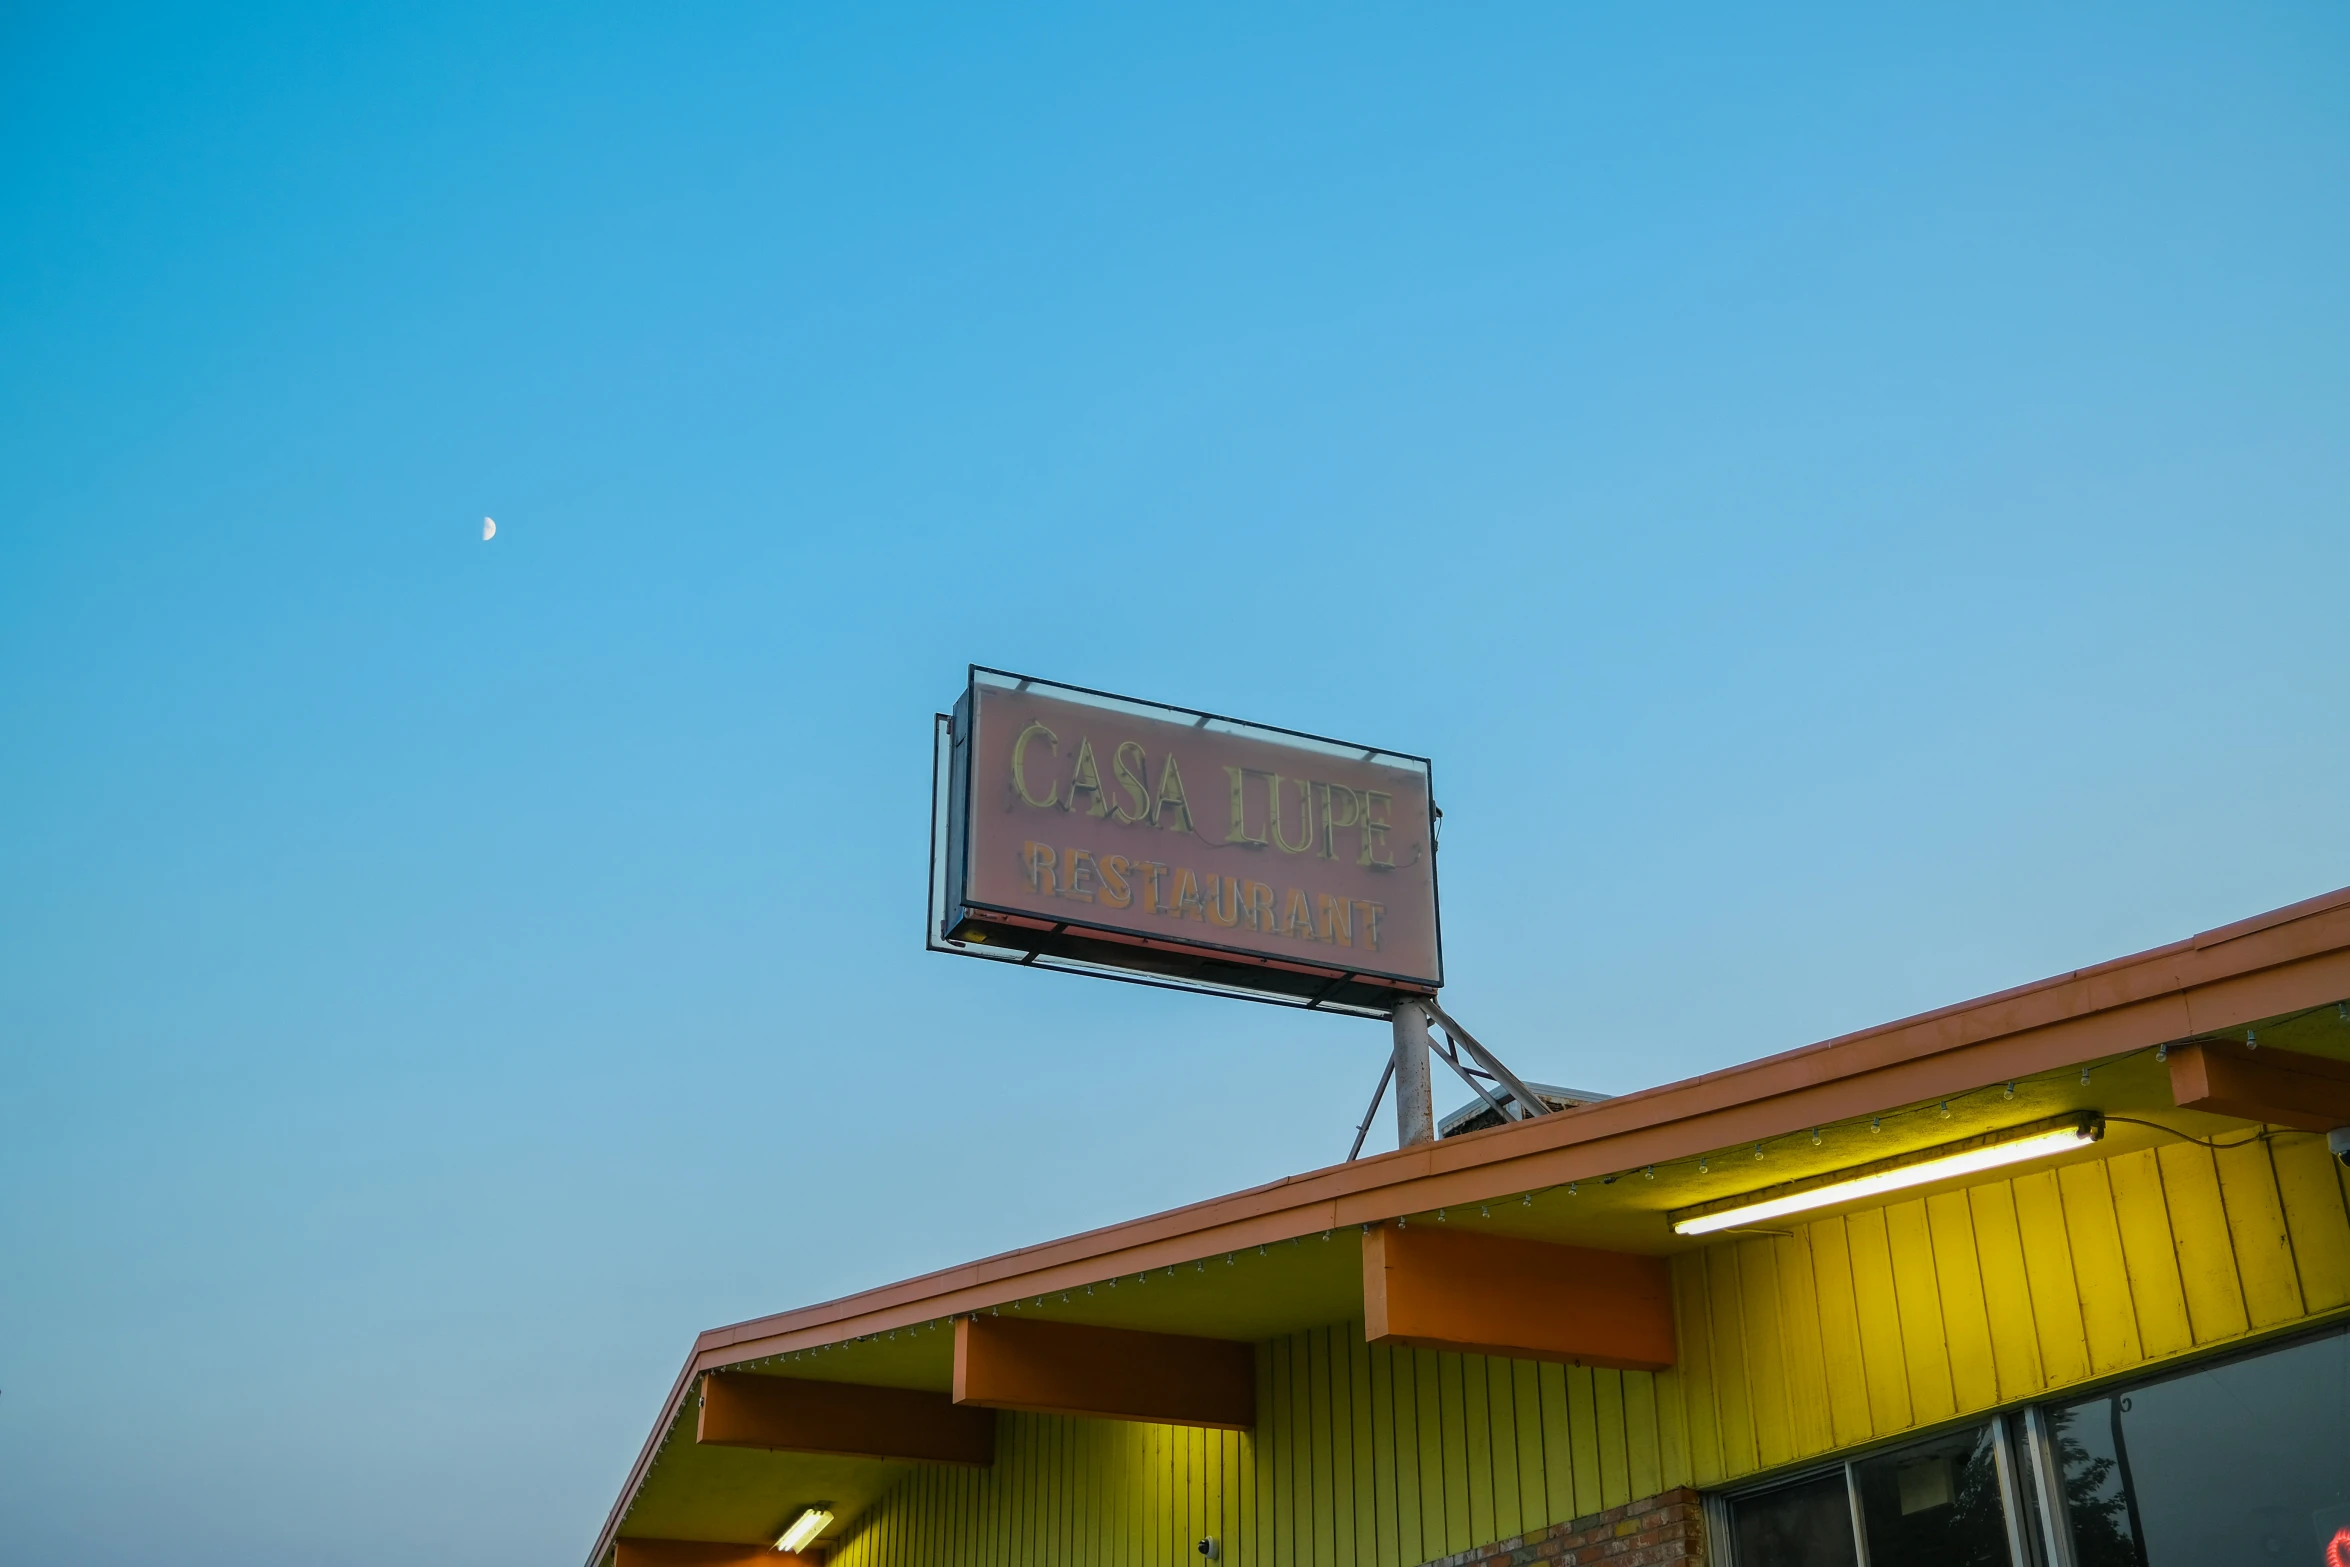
[2048, 1400, 2139, 1567]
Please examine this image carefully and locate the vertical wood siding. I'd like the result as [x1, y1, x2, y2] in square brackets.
[1671, 1132, 2350, 1487]
[826, 1331, 1681, 1567]
[825, 1138, 2350, 1567]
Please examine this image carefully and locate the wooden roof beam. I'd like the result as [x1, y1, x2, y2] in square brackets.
[1362, 1223, 1674, 1372]
[2168, 1039, 2350, 1133]
[695, 1371, 995, 1466]
[953, 1315, 1255, 1430]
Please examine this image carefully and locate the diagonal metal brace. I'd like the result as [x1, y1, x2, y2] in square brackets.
[1345, 1057, 1395, 1162]
[1431, 1033, 1520, 1125]
[1426, 1000, 1556, 1118]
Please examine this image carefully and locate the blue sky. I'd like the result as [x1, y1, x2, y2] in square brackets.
[3, 4, 2345, 1564]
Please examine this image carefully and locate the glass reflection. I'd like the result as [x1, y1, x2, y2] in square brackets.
[1731, 1472, 1859, 1567]
[2054, 1327, 2350, 1567]
[1852, 1422, 2011, 1566]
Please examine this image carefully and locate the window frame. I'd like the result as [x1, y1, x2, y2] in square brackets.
[1716, 1414, 2036, 1567]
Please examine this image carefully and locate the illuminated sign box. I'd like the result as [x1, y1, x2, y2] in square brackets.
[930, 668, 1442, 1015]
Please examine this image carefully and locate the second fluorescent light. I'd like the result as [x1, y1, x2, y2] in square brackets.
[777, 1506, 834, 1554]
[1668, 1114, 2103, 1237]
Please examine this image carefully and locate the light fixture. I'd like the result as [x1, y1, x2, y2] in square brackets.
[1667, 1114, 2103, 1237]
[778, 1506, 835, 1554]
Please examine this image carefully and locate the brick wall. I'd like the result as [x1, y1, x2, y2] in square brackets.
[1412, 1488, 1707, 1567]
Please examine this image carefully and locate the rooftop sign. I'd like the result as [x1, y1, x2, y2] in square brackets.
[929, 668, 1441, 1014]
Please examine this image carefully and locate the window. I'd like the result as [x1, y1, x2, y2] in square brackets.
[2043, 1326, 2350, 1567]
[1850, 1422, 2010, 1566]
[1721, 1325, 2350, 1567]
[1730, 1472, 1858, 1567]
[1726, 1420, 2032, 1567]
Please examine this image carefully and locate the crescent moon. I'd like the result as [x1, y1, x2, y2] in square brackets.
[482, 516, 497, 541]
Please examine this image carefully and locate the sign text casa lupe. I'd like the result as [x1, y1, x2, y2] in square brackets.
[931, 668, 1441, 1013]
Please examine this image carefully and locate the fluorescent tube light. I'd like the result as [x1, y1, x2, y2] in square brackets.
[778, 1507, 834, 1554]
[1669, 1114, 2102, 1237]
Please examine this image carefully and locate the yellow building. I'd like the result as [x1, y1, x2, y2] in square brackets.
[589, 890, 2350, 1567]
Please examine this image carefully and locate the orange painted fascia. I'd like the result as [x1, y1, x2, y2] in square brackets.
[698, 1372, 995, 1467]
[587, 885, 2350, 1567]
[2167, 1040, 2350, 1133]
[953, 1315, 1255, 1430]
[1362, 1223, 1673, 1372]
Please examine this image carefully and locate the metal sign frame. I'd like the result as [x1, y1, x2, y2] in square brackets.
[927, 666, 1443, 1017]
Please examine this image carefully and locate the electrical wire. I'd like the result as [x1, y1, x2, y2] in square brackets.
[2102, 1115, 2281, 1151]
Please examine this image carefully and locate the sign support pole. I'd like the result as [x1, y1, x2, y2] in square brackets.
[1392, 1000, 1435, 1148]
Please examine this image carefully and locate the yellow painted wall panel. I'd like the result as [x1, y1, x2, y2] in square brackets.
[2155, 1143, 2250, 1345]
[1510, 1358, 1547, 1531]
[2274, 1135, 2350, 1313]
[1348, 1331, 1376, 1567]
[1804, 1217, 1874, 1449]
[1482, 1356, 1520, 1541]
[1623, 1371, 1662, 1502]
[1411, 1348, 1446, 1565]
[1386, 1343, 1423, 1567]
[1703, 1249, 1760, 1477]
[1366, 1342, 1399, 1567]
[1771, 1230, 1835, 1459]
[2056, 1160, 2145, 1374]
[1733, 1239, 1796, 1470]
[1667, 1255, 1722, 1486]
[1436, 1353, 1471, 1558]
[1653, 1366, 1692, 1494]
[1884, 1199, 1956, 1426]
[1965, 1182, 2046, 1404]
[1269, 1337, 1295, 1567]
[2214, 1140, 2305, 1330]
[1252, 1349, 1274, 1567]
[1460, 1354, 1495, 1548]
[1535, 1362, 1574, 1525]
[1843, 1208, 1913, 1434]
[2011, 1167, 2092, 1388]
[1565, 1367, 1603, 1517]
[1595, 1371, 1630, 1511]
[1309, 1328, 1336, 1567]
[1924, 1191, 1999, 1415]
[2105, 1148, 2192, 1359]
